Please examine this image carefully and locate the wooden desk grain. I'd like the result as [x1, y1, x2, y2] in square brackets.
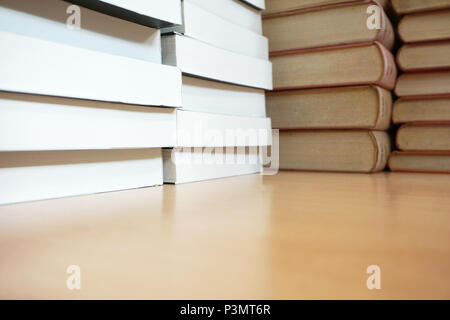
[0, 172, 449, 299]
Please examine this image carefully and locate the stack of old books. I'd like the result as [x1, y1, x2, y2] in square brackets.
[389, 0, 450, 173]
[161, 0, 273, 183]
[264, 0, 397, 173]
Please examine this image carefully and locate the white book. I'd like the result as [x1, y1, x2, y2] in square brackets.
[162, 34, 272, 90]
[66, 0, 182, 27]
[186, 0, 262, 34]
[163, 1, 268, 60]
[182, 76, 266, 117]
[240, 0, 265, 10]
[0, 148, 163, 205]
[0, 0, 161, 63]
[176, 110, 272, 147]
[0, 92, 176, 151]
[163, 147, 261, 184]
[0, 31, 182, 107]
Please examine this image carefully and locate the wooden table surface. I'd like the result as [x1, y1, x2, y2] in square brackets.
[0, 171, 449, 299]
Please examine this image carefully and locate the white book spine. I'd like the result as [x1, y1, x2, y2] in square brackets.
[0, 149, 163, 205]
[240, 0, 266, 11]
[163, 148, 261, 184]
[168, 1, 268, 59]
[0, 31, 182, 107]
[176, 110, 272, 147]
[181, 76, 266, 117]
[0, 92, 177, 151]
[68, 0, 183, 26]
[162, 34, 272, 90]
[185, 0, 262, 34]
[0, 0, 162, 63]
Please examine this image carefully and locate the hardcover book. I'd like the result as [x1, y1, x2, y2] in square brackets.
[398, 9, 450, 43]
[393, 97, 450, 124]
[279, 130, 391, 172]
[395, 71, 450, 97]
[397, 41, 450, 72]
[389, 151, 450, 173]
[396, 124, 450, 151]
[267, 85, 392, 130]
[264, 0, 390, 15]
[263, 0, 394, 53]
[392, 0, 450, 15]
[271, 42, 397, 91]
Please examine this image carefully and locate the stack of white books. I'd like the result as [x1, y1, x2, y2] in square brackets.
[161, 0, 273, 184]
[0, 0, 183, 204]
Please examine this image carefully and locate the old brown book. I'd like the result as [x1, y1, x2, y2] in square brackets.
[280, 130, 391, 172]
[397, 41, 450, 72]
[263, 0, 394, 53]
[396, 124, 450, 151]
[389, 151, 450, 173]
[398, 9, 450, 43]
[264, 0, 390, 15]
[271, 42, 397, 91]
[393, 97, 450, 124]
[395, 71, 450, 97]
[392, 0, 450, 15]
[267, 86, 392, 130]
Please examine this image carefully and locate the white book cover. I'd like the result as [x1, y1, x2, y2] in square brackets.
[162, 34, 272, 90]
[164, 1, 268, 59]
[186, 0, 262, 34]
[182, 76, 266, 117]
[0, 92, 176, 151]
[0, 0, 161, 63]
[240, 0, 265, 10]
[176, 110, 272, 147]
[0, 31, 182, 107]
[163, 147, 261, 184]
[66, 0, 182, 27]
[0, 149, 163, 205]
